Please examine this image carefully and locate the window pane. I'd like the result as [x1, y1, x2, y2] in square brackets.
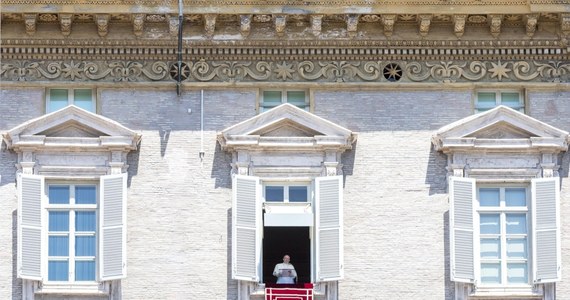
[76, 236, 96, 256]
[75, 186, 97, 204]
[481, 263, 501, 284]
[48, 236, 69, 256]
[75, 261, 96, 281]
[501, 93, 521, 107]
[480, 238, 501, 259]
[505, 188, 526, 207]
[48, 260, 69, 281]
[76, 211, 96, 231]
[506, 214, 527, 234]
[48, 89, 69, 113]
[477, 92, 497, 108]
[286, 91, 307, 108]
[507, 238, 527, 259]
[480, 214, 500, 234]
[73, 89, 94, 112]
[262, 91, 282, 108]
[265, 186, 284, 202]
[289, 186, 308, 202]
[49, 211, 69, 231]
[507, 263, 528, 284]
[479, 188, 500, 207]
[49, 186, 70, 204]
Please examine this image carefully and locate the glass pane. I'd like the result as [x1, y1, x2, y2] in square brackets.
[481, 263, 501, 284]
[48, 260, 69, 281]
[262, 91, 282, 107]
[75, 186, 97, 204]
[265, 186, 284, 202]
[479, 188, 500, 207]
[73, 89, 94, 112]
[480, 238, 501, 259]
[48, 236, 69, 256]
[75, 261, 96, 281]
[48, 89, 69, 113]
[501, 92, 521, 107]
[49, 186, 70, 204]
[507, 263, 528, 284]
[507, 238, 527, 259]
[480, 214, 500, 234]
[477, 92, 497, 108]
[49, 211, 69, 231]
[76, 236, 96, 256]
[506, 214, 527, 234]
[76, 211, 96, 231]
[286, 91, 307, 108]
[289, 186, 308, 202]
[505, 188, 526, 207]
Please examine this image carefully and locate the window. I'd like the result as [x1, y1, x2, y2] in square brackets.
[475, 91, 523, 113]
[47, 184, 97, 282]
[260, 90, 308, 112]
[47, 88, 95, 113]
[478, 186, 529, 285]
[264, 184, 309, 202]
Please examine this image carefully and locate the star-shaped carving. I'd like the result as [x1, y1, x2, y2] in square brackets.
[62, 61, 83, 80]
[488, 61, 511, 81]
[274, 62, 295, 80]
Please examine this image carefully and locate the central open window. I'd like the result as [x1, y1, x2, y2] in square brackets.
[264, 184, 309, 203]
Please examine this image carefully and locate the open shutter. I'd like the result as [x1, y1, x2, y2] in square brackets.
[449, 176, 475, 283]
[532, 177, 561, 283]
[17, 174, 44, 281]
[315, 176, 343, 282]
[100, 173, 127, 281]
[232, 175, 261, 281]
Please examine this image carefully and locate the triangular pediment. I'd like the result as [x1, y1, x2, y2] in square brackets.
[3, 105, 141, 151]
[433, 106, 569, 152]
[218, 103, 356, 151]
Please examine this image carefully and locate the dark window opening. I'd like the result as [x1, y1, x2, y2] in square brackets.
[263, 227, 311, 284]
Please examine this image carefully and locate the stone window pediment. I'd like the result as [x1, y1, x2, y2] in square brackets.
[432, 106, 569, 153]
[3, 105, 141, 152]
[218, 103, 356, 152]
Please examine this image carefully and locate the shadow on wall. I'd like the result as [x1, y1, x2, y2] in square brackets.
[227, 208, 238, 300]
[12, 210, 21, 300]
[126, 144, 141, 187]
[1, 140, 18, 187]
[426, 145, 449, 196]
[443, 211, 453, 300]
[211, 141, 233, 189]
[340, 142, 357, 180]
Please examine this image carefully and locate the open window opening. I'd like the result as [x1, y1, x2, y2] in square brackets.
[262, 227, 311, 284]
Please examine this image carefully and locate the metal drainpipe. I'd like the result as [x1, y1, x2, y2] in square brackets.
[176, 0, 183, 96]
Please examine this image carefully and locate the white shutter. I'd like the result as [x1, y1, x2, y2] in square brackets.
[315, 176, 343, 281]
[449, 176, 476, 283]
[17, 174, 44, 281]
[532, 177, 561, 283]
[100, 173, 127, 281]
[232, 175, 261, 281]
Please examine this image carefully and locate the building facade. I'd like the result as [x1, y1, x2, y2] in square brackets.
[1, 1, 570, 299]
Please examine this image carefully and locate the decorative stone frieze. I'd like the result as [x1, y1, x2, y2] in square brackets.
[381, 14, 396, 37]
[345, 14, 359, 38]
[453, 15, 466, 38]
[525, 14, 538, 37]
[204, 14, 217, 38]
[132, 13, 145, 37]
[95, 14, 110, 37]
[310, 14, 323, 36]
[23, 13, 37, 35]
[561, 13, 570, 36]
[169, 15, 180, 37]
[417, 14, 432, 37]
[58, 13, 73, 36]
[240, 14, 252, 37]
[274, 15, 287, 37]
[488, 14, 503, 38]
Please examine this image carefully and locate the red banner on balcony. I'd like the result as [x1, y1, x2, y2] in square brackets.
[265, 283, 314, 300]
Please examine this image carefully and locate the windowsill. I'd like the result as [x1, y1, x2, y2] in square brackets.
[470, 286, 542, 299]
[35, 282, 109, 295]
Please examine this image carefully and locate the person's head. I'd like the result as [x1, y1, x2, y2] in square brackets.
[283, 255, 290, 263]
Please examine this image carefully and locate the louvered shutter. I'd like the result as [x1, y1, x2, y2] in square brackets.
[100, 173, 127, 280]
[17, 174, 44, 281]
[315, 176, 343, 281]
[232, 175, 261, 281]
[449, 176, 475, 283]
[532, 177, 561, 283]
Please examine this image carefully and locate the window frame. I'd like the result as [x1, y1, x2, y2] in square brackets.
[475, 184, 531, 288]
[46, 88, 96, 113]
[474, 90, 524, 114]
[262, 181, 311, 203]
[260, 89, 309, 113]
[45, 181, 99, 284]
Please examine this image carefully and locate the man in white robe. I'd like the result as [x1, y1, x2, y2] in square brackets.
[273, 254, 297, 284]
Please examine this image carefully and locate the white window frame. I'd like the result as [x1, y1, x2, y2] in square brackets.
[260, 89, 309, 112]
[262, 181, 311, 203]
[45, 182, 98, 284]
[474, 90, 524, 114]
[475, 184, 531, 288]
[46, 88, 96, 113]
